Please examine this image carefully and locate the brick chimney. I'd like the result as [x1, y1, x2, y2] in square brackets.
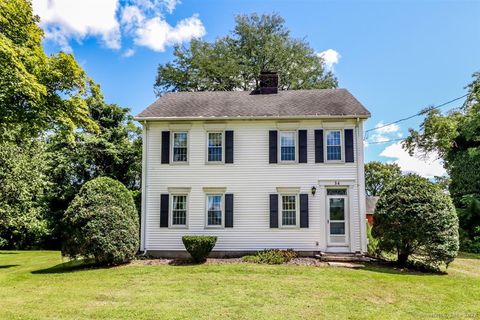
[259, 71, 278, 94]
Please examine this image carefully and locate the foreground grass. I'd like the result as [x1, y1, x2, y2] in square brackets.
[0, 251, 479, 319]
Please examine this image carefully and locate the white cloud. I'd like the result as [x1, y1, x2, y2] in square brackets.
[380, 142, 446, 178]
[318, 49, 341, 70]
[32, 0, 121, 51]
[122, 48, 136, 58]
[133, 14, 205, 52]
[121, 5, 145, 32]
[32, 0, 204, 53]
[368, 121, 402, 143]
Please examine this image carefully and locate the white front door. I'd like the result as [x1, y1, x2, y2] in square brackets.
[326, 189, 349, 247]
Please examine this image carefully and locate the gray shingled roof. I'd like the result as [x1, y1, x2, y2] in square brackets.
[135, 88, 370, 120]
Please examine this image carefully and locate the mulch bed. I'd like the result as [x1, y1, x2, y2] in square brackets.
[131, 257, 328, 267]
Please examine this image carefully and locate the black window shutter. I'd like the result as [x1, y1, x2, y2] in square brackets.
[298, 130, 308, 163]
[345, 129, 354, 163]
[225, 194, 234, 227]
[269, 194, 279, 228]
[225, 130, 234, 164]
[161, 131, 170, 164]
[160, 194, 169, 227]
[269, 130, 278, 163]
[314, 129, 324, 163]
[300, 194, 309, 228]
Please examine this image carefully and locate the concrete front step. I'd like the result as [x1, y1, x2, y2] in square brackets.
[315, 252, 376, 263]
[327, 262, 365, 269]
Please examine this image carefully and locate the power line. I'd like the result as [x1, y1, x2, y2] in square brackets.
[365, 93, 469, 134]
[365, 138, 404, 145]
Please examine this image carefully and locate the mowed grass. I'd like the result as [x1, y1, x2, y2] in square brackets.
[0, 251, 479, 319]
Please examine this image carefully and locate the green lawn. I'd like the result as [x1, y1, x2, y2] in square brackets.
[0, 251, 479, 319]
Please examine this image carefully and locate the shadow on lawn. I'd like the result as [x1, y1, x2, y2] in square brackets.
[457, 252, 480, 260]
[360, 261, 447, 276]
[31, 259, 121, 274]
[0, 264, 19, 269]
[0, 252, 19, 254]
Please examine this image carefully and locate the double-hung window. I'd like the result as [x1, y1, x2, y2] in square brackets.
[326, 130, 342, 161]
[171, 195, 187, 227]
[172, 132, 188, 162]
[206, 194, 223, 226]
[280, 131, 296, 162]
[281, 195, 298, 227]
[207, 132, 223, 162]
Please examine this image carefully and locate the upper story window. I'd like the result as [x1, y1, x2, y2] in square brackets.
[280, 131, 296, 162]
[171, 194, 188, 226]
[172, 132, 188, 162]
[208, 132, 223, 162]
[206, 194, 223, 226]
[326, 130, 342, 161]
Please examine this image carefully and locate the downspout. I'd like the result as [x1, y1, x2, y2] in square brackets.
[140, 120, 148, 253]
[356, 118, 368, 253]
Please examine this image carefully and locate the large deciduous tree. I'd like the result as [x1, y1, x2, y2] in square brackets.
[0, 0, 98, 141]
[0, 0, 142, 250]
[364, 161, 402, 196]
[45, 88, 142, 248]
[155, 13, 337, 93]
[404, 73, 480, 251]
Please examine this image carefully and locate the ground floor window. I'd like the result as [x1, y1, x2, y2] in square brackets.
[171, 195, 187, 226]
[281, 195, 298, 227]
[206, 194, 223, 226]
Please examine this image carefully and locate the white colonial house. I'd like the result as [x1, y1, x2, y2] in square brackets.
[135, 72, 371, 257]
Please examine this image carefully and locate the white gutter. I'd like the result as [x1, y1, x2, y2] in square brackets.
[140, 121, 148, 252]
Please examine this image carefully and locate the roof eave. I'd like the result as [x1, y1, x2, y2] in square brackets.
[134, 114, 371, 122]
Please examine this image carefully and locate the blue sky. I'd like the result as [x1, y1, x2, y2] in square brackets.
[34, 0, 480, 177]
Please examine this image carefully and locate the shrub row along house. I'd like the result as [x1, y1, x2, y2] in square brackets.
[135, 72, 371, 257]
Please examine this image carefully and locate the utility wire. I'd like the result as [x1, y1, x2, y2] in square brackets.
[364, 93, 469, 134]
[365, 138, 404, 145]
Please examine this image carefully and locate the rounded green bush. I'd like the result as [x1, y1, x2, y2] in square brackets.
[182, 236, 217, 262]
[373, 174, 459, 269]
[62, 177, 139, 265]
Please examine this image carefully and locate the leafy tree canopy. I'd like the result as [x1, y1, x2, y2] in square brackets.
[404, 73, 480, 204]
[364, 161, 402, 196]
[0, 132, 50, 248]
[45, 89, 142, 247]
[155, 13, 337, 93]
[0, 0, 98, 141]
[404, 73, 480, 253]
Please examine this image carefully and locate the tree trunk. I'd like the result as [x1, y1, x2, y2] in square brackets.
[397, 252, 409, 266]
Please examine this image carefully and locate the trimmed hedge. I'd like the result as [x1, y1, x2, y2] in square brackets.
[62, 177, 139, 265]
[182, 236, 217, 262]
[373, 174, 459, 269]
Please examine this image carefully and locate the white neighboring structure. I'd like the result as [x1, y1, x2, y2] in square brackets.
[136, 73, 371, 257]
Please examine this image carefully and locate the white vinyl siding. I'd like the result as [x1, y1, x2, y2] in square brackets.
[142, 119, 365, 253]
